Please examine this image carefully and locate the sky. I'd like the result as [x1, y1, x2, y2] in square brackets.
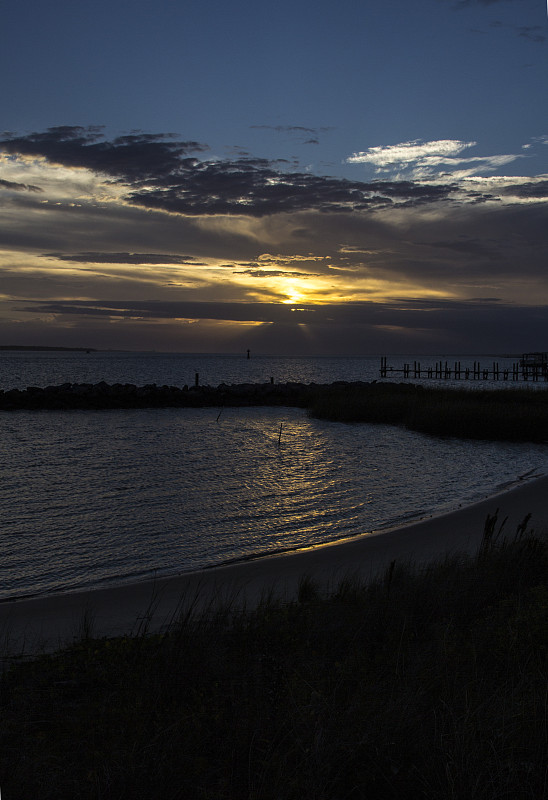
[1, 0, 547, 355]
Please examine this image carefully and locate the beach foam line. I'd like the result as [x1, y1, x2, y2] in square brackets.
[2, 473, 548, 660]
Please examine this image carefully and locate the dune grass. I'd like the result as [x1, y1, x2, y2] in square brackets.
[1, 514, 548, 799]
[308, 383, 548, 442]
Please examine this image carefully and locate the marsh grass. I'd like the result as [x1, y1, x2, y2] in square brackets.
[308, 383, 548, 442]
[1, 516, 548, 799]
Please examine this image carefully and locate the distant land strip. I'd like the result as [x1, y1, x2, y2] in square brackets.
[0, 380, 547, 442]
[0, 345, 96, 351]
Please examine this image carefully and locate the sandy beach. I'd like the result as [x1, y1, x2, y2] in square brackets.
[2, 473, 548, 659]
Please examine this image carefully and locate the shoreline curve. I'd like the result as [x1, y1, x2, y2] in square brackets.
[2, 472, 548, 659]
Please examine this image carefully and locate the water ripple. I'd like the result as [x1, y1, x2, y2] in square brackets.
[1, 405, 547, 599]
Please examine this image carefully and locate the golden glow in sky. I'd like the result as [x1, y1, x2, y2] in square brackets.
[1, 137, 548, 354]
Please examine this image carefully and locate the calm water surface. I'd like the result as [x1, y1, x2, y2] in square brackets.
[1, 404, 547, 600]
[1, 351, 547, 600]
[0, 350, 539, 391]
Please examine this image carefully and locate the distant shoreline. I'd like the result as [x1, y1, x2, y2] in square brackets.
[0, 345, 97, 352]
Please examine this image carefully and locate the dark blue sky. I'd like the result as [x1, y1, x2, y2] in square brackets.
[4, 0, 547, 176]
[0, 0, 547, 354]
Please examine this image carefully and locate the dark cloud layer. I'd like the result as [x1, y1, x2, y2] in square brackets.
[0, 126, 208, 182]
[128, 169, 454, 218]
[15, 296, 548, 355]
[0, 178, 42, 192]
[2, 126, 548, 355]
[251, 125, 318, 134]
[234, 269, 318, 278]
[0, 127, 457, 217]
[19, 296, 547, 330]
[44, 252, 205, 265]
[502, 180, 548, 198]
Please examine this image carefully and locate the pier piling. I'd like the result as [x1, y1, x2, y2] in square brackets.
[380, 355, 548, 384]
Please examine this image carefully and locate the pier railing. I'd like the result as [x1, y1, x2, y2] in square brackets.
[379, 357, 548, 382]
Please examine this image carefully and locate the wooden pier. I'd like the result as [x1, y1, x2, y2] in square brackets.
[379, 353, 548, 383]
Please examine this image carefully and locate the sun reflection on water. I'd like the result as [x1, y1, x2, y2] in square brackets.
[2, 405, 548, 600]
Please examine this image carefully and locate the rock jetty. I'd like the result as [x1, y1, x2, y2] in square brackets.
[0, 380, 371, 412]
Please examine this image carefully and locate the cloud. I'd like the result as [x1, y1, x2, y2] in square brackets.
[19, 299, 302, 323]
[16, 297, 548, 357]
[500, 180, 548, 198]
[0, 126, 208, 183]
[250, 125, 333, 139]
[2, 127, 548, 329]
[127, 167, 456, 217]
[6, 297, 519, 326]
[346, 138, 523, 180]
[234, 269, 319, 278]
[0, 129, 452, 216]
[251, 125, 318, 134]
[43, 252, 205, 265]
[347, 139, 476, 167]
[5, 127, 537, 219]
[1, 127, 462, 217]
[0, 178, 43, 192]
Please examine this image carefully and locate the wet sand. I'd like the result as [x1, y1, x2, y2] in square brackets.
[2, 474, 547, 658]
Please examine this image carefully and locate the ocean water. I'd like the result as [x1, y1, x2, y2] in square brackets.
[0, 351, 547, 600]
[0, 350, 380, 390]
[0, 349, 540, 391]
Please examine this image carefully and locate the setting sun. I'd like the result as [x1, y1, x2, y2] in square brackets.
[282, 281, 306, 305]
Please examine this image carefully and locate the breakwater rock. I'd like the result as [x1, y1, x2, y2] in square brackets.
[0, 380, 373, 412]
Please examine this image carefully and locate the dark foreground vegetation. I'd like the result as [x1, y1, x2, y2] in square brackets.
[2, 516, 548, 799]
[1, 379, 548, 442]
[309, 383, 548, 442]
